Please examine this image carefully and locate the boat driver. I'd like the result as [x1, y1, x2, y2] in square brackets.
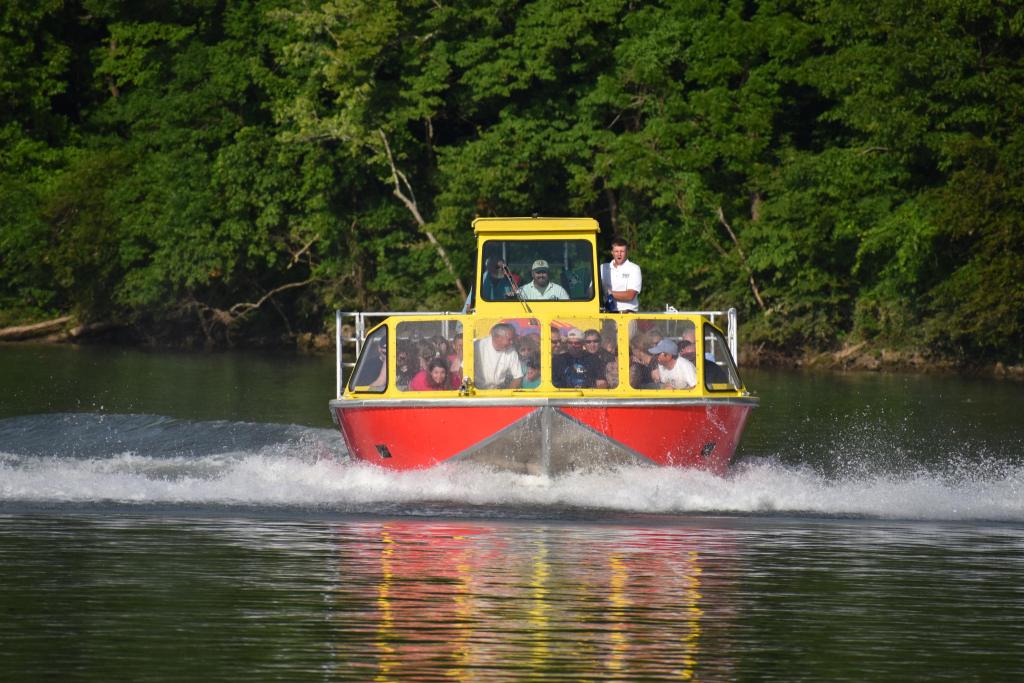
[519, 260, 569, 300]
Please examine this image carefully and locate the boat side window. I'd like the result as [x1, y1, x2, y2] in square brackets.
[703, 325, 742, 391]
[628, 318, 697, 390]
[479, 239, 595, 301]
[396, 320, 463, 392]
[550, 318, 618, 389]
[473, 317, 539, 390]
[348, 327, 388, 393]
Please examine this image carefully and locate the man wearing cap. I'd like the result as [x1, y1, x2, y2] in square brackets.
[519, 260, 569, 300]
[600, 237, 641, 312]
[552, 328, 608, 389]
[649, 339, 697, 389]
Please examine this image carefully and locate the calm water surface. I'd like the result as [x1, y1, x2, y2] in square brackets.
[1, 344, 1023, 681]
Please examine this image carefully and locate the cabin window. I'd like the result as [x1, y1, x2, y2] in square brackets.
[703, 325, 742, 391]
[395, 320, 463, 391]
[473, 318, 540, 390]
[348, 326, 388, 393]
[628, 318, 698, 390]
[550, 319, 619, 389]
[479, 240, 595, 302]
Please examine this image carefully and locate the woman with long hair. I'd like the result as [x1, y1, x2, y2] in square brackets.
[408, 357, 450, 391]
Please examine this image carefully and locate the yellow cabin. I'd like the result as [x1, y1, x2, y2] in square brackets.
[336, 216, 750, 401]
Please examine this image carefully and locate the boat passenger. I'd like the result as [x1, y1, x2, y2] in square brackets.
[473, 322, 524, 389]
[395, 343, 415, 389]
[408, 357, 450, 391]
[552, 329, 608, 389]
[583, 329, 615, 366]
[416, 339, 437, 372]
[600, 237, 642, 312]
[447, 333, 464, 388]
[521, 352, 542, 389]
[629, 332, 659, 389]
[649, 339, 697, 389]
[431, 335, 450, 359]
[604, 359, 619, 389]
[481, 257, 518, 300]
[519, 260, 569, 300]
[550, 328, 566, 355]
[516, 333, 540, 375]
[678, 329, 697, 364]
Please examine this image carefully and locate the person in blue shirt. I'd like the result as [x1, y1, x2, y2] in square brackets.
[552, 329, 608, 388]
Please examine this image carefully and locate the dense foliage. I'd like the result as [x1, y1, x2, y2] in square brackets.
[1, 0, 1022, 362]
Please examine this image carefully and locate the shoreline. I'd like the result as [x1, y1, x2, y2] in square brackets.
[3, 321, 1022, 381]
[738, 344, 1024, 381]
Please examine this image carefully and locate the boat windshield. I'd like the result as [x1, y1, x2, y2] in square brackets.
[348, 326, 388, 393]
[703, 325, 743, 391]
[479, 239, 595, 302]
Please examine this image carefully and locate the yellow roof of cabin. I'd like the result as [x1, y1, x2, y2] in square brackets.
[473, 217, 600, 235]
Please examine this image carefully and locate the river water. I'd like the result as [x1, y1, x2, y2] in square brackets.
[1, 343, 1022, 681]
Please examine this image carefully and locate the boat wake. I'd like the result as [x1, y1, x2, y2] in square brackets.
[1, 413, 1021, 521]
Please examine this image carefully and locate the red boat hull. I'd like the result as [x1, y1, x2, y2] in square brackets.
[330, 398, 757, 476]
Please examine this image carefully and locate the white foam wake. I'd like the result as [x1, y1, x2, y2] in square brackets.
[2, 448, 1022, 521]
[2, 412, 1020, 520]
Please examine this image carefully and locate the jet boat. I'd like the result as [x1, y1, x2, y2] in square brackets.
[330, 217, 758, 475]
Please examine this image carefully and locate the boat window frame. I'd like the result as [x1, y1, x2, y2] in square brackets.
[626, 316, 699, 392]
[547, 317, 621, 391]
[347, 325, 388, 394]
[394, 318, 464, 393]
[471, 317, 542, 392]
[478, 238, 597, 303]
[702, 323, 743, 392]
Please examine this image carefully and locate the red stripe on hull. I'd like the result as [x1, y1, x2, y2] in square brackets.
[335, 405, 536, 470]
[560, 404, 753, 474]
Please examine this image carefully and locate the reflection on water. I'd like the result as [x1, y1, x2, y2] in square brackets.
[332, 521, 729, 681]
[3, 514, 1024, 681]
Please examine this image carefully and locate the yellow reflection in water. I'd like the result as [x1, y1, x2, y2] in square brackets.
[678, 549, 703, 680]
[445, 546, 474, 683]
[375, 528, 397, 683]
[343, 523, 714, 681]
[529, 538, 551, 668]
[607, 554, 631, 671]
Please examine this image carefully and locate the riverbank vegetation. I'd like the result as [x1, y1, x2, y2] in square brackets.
[2, 1, 1022, 368]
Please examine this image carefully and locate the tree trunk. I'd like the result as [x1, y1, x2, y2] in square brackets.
[0, 316, 72, 341]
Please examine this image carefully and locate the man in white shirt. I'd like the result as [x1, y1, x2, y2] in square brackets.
[519, 260, 569, 300]
[473, 322, 524, 389]
[649, 339, 697, 389]
[600, 238, 641, 311]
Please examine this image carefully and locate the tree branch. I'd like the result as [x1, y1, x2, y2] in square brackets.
[716, 206, 767, 311]
[378, 129, 468, 300]
[229, 277, 315, 317]
[289, 236, 318, 269]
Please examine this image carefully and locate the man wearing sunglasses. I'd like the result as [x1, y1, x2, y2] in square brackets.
[552, 329, 608, 389]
